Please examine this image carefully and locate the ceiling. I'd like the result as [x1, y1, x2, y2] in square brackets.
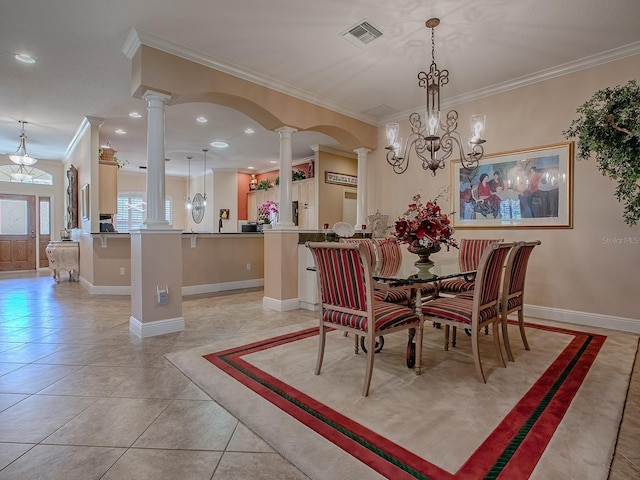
[1, 0, 639, 177]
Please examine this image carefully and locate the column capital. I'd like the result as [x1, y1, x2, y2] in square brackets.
[354, 147, 372, 157]
[275, 125, 298, 136]
[86, 116, 105, 127]
[142, 90, 172, 104]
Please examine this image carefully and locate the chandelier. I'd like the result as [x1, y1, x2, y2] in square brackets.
[10, 120, 38, 166]
[385, 18, 486, 176]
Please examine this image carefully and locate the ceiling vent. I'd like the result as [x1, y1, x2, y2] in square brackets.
[341, 20, 383, 47]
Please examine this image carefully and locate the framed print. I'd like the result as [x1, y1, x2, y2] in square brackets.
[81, 183, 90, 220]
[325, 171, 357, 187]
[219, 208, 229, 219]
[451, 142, 573, 229]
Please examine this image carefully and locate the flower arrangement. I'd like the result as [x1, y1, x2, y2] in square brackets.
[393, 194, 457, 250]
[260, 200, 278, 224]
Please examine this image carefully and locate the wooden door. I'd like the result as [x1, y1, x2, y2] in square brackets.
[0, 194, 37, 271]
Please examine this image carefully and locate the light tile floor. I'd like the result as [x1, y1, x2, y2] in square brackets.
[0, 271, 638, 479]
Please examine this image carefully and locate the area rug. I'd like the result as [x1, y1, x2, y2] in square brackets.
[166, 319, 637, 480]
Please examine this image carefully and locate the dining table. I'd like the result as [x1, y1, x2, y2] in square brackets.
[368, 252, 476, 370]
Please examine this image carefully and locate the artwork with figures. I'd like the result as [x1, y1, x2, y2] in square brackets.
[66, 165, 78, 229]
[452, 143, 573, 228]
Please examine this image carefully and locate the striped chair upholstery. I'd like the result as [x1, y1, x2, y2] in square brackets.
[500, 240, 541, 362]
[422, 242, 514, 383]
[374, 238, 438, 303]
[340, 238, 377, 271]
[438, 238, 503, 294]
[306, 241, 424, 396]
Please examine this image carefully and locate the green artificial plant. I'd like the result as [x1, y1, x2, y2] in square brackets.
[564, 79, 640, 225]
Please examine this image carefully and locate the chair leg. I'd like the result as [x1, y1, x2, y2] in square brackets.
[363, 334, 376, 396]
[471, 328, 487, 383]
[452, 326, 457, 348]
[502, 311, 515, 362]
[315, 324, 327, 375]
[492, 321, 506, 368]
[354, 334, 359, 354]
[518, 309, 530, 351]
[444, 325, 450, 351]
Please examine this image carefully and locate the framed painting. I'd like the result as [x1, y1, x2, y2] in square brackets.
[81, 183, 90, 220]
[451, 142, 573, 229]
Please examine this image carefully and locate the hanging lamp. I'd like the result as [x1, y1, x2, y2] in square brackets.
[10, 121, 38, 166]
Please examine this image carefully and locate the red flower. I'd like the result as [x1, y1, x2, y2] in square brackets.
[393, 194, 457, 250]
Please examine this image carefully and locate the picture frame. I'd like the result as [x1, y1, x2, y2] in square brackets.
[219, 208, 229, 219]
[81, 183, 89, 220]
[451, 142, 573, 229]
[325, 171, 357, 187]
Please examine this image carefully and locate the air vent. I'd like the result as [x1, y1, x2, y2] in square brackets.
[341, 20, 383, 46]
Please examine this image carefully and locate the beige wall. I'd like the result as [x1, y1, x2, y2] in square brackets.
[316, 147, 358, 228]
[370, 54, 640, 322]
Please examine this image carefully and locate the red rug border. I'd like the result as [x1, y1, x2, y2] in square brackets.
[203, 323, 605, 480]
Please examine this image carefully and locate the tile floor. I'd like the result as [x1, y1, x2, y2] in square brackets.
[0, 271, 638, 479]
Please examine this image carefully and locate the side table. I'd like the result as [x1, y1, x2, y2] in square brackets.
[46, 241, 79, 282]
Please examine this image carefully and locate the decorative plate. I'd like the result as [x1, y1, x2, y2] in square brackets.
[192, 193, 205, 224]
[332, 222, 355, 238]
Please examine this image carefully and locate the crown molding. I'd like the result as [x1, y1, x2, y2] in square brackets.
[382, 41, 640, 125]
[122, 28, 377, 126]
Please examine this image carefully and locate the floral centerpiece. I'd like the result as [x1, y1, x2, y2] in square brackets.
[260, 200, 278, 225]
[393, 194, 457, 263]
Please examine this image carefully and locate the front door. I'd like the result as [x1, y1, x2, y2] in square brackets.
[0, 194, 36, 271]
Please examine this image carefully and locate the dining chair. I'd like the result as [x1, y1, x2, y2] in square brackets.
[421, 242, 515, 383]
[340, 238, 377, 271]
[374, 238, 438, 303]
[438, 238, 503, 295]
[306, 241, 424, 396]
[500, 240, 541, 362]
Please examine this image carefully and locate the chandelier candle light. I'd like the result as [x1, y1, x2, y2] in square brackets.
[9, 120, 38, 182]
[386, 18, 487, 176]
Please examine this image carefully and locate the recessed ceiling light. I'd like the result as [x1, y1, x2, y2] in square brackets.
[129, 112, 142, 118]
[247, 166, 255, 170]
[115, 129, 126, 134]
[210, 141, 229, 148]
[196, 116, 208, 123]
[244, 128, 255, 134]
[270, 160, 277, 164]
[15, 54, 36, 64]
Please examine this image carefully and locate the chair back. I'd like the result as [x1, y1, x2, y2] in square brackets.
[458, 238, 503, 271]
[472, 242, 514, 313]
[340, 238, 377, 271]
[306, 241, 373, 319]
[374, 238, 403, 277]
[503, 240, 541, 309]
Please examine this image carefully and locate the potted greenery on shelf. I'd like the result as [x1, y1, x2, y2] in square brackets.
[564, 79, 640, 225]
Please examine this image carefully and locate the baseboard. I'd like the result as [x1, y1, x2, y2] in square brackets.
[299, 300, 319, 311]
[181, 279, 264, 296]
[129, 315, 185, 338]
[78, 279, 262, 296]
[525, 304, 640, 334]
[263, 296, 301, 311]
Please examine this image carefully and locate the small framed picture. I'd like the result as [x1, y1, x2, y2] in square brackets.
[219, 208, 230, 220]
[81, 183, 90, 220]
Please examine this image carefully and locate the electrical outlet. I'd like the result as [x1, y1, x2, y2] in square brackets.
[246, 263, 251, 271]
[120, 267, 126, 276]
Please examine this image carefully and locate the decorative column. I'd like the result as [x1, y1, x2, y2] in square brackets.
[354, 147, 371, 230]
[142, 90, 171, 229]
[275, 126, 297, 229]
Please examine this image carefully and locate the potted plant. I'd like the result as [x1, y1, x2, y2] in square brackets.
[260, 200, 278, 228]
[564, 79, 640, 225]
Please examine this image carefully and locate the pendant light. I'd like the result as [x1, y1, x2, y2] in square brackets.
[10, 121, 38, 166]
[185, 156, 193, 210]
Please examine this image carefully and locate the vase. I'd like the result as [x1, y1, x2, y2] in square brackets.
[408, 244, 441, 266]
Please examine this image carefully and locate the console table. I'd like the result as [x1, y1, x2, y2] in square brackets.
[46, 241, 79, 282]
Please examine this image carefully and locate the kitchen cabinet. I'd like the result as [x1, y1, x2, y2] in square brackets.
[99, 162, 118, 215]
